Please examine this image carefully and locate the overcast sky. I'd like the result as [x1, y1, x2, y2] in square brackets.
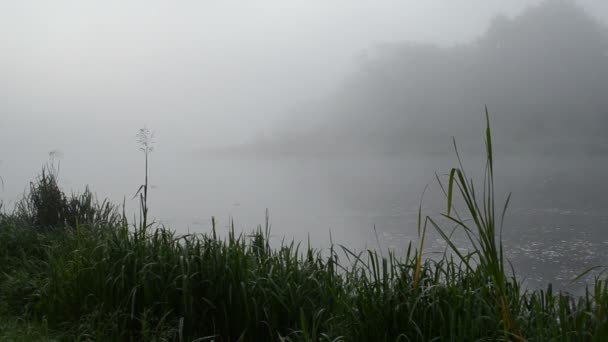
[0, 0, 606, 156]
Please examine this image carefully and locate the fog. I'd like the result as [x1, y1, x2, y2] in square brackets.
[1, 0, 608, 291]
[237, 1, 608, 158]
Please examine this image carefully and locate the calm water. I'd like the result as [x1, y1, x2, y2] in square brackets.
[2, 152, 607, 293]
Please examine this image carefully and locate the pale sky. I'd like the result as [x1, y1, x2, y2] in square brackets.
[0, 0, 605, 155]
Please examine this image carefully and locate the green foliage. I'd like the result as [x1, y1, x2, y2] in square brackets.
[2, 114, 608, 340]
[0, 216, 49, 317]
[0, 317, 52, 342]
[429, 107, 521, 339]
[64, 187, 122, 228]
[15, 164, 121, 230]
[0, 219, 605, 341]
[16, 166, 66, 228]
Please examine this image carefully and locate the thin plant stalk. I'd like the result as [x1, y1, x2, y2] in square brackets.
[135, 127, 155, 231]
[433, 107, 523, 340]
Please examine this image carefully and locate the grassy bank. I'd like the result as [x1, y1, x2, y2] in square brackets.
[1, 116, 608, 341]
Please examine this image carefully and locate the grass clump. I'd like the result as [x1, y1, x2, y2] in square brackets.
[15, 163, 121, 230]
[430, 107, 522, 339]
[1, 112, 607, 340]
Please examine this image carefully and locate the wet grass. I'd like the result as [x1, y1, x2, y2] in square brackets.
[1, 114, 608, 340]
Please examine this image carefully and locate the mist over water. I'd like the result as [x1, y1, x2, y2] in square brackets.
[2, 0, 608, 293]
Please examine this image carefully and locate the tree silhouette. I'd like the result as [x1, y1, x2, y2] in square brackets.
[280, 1, 608, 157]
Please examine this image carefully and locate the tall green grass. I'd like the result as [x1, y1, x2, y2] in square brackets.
[429, 107, 521, 339]
[1, 113, 607, 340]
[15, 163, 121, 230]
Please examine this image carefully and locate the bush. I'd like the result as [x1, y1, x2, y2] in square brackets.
[16, 166, 66, 228]
[15, 165, 121, 229]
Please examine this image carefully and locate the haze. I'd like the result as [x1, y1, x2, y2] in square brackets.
[1, 1, 608, 291]
[3, 0, 603, 150]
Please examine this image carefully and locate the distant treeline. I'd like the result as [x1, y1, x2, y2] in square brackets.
[255, 1, 608, 158]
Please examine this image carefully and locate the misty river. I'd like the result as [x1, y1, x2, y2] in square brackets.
[3, 151, 607, 294]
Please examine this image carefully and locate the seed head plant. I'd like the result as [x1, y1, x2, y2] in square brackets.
[135, 127, 155, 230]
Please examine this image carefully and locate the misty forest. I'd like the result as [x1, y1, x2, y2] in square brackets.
[246, 2, 608, 157]
[2, 1, 608, 340]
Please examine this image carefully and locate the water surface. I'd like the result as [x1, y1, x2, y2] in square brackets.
[2, 153, 607, 293]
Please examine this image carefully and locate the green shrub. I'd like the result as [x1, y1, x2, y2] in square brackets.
[16, 166, 66, 228]
[15, 165, 121, 230]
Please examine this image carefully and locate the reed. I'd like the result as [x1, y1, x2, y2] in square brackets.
[1, 114, 607, 340]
